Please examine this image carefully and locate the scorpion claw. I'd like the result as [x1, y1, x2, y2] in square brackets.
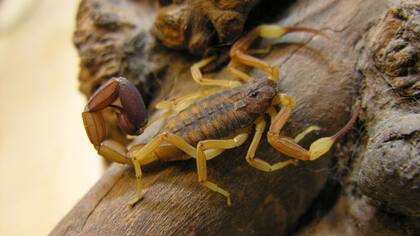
[116, 110, 144, 135]
[86, 77, 148, 136]
[118, 78, 148, 132]
[87, 78, 120, 111]
[82, 109, 107, 147]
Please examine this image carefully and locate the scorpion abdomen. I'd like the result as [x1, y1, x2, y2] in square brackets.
[163, 78, 276, 145]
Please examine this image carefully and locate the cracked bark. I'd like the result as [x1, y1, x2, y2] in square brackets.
[51, 0, 419, 235]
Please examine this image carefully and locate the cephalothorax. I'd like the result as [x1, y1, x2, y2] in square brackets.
[82, 25, 358, 206]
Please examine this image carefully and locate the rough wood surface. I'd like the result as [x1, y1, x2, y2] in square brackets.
[356, 1, 419, 216]
[52, 0, 418, 235]
[295, 2, 419, 235]
[152, 0, 260, 55]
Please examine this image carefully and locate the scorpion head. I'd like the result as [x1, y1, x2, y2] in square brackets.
[236, 78, 277, 115]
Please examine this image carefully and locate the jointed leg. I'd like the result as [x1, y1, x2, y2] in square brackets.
[128, 132, 200, 206]
[230, 25, 324, 80]
[267, 94, 359, 161]
[269, 95, 319, 142]
[246, 117, 297, 172]
[149, 88, 221, 127]
[230, 51, 280, 81]
[227, 62, 254, 82]
[196, 133, 249, 206]
[227, 45, 274, 82]
[131, 159, 143, 206]
[265, 106, 277, 119]
[247, 45, 272, 55]
[294, 126, 321, 143]
[97, 139, 131, 164]
[191, 57, 241, 88]
[155, 88, 220, 110]
[265, 105, 323, 145]
[128, 132, 248, 206]
[145, 109, 177, 129]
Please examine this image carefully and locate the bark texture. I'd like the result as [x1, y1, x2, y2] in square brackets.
[356, 1, 419, 216]
[152, 0, 260, 55]
[51, 0, 419, 235]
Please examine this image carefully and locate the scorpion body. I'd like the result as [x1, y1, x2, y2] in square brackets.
[141, 79, 275, 163]
[163, 79, 275, 146]
[82, 25, 359, 206]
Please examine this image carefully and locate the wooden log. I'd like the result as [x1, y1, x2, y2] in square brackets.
[51, 0, 418, 235]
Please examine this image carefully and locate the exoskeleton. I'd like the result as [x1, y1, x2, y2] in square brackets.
[82, 25, 358, 206]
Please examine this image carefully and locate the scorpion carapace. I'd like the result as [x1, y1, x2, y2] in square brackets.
[82, 24, 359, 207]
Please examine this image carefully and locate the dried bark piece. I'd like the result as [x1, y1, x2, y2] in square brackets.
[356, 0, 420, 217]
[297, 195, 419, 236]
[74, 0, 155, 97]
[371, 2, 419, 98]
[152, 0, 260, 55]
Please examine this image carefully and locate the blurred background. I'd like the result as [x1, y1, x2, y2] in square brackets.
[0, 0, 103, 235]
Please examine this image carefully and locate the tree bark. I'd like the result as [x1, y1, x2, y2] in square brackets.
[51, 0, 419, 235]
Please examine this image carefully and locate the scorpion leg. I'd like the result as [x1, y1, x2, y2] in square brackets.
[127, 132, 196, 206]
[267, 94, 359, 161]
[149, 88, 221, 128]
[127, 133, 228, 206]
[247, 45, 272, 55]
[191, 57, 242, 88]
[229, 25, 324, 80]
[227, 61, 255, 82]
[227, 47, 272, 82]
[155, 88, 220, 110]
[246, 117, 297, 172]
[229, 52, 280, 81]
[196, 133, 249, 206]
[294, 126, 321, 143]
[270, 95, 321, 144]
